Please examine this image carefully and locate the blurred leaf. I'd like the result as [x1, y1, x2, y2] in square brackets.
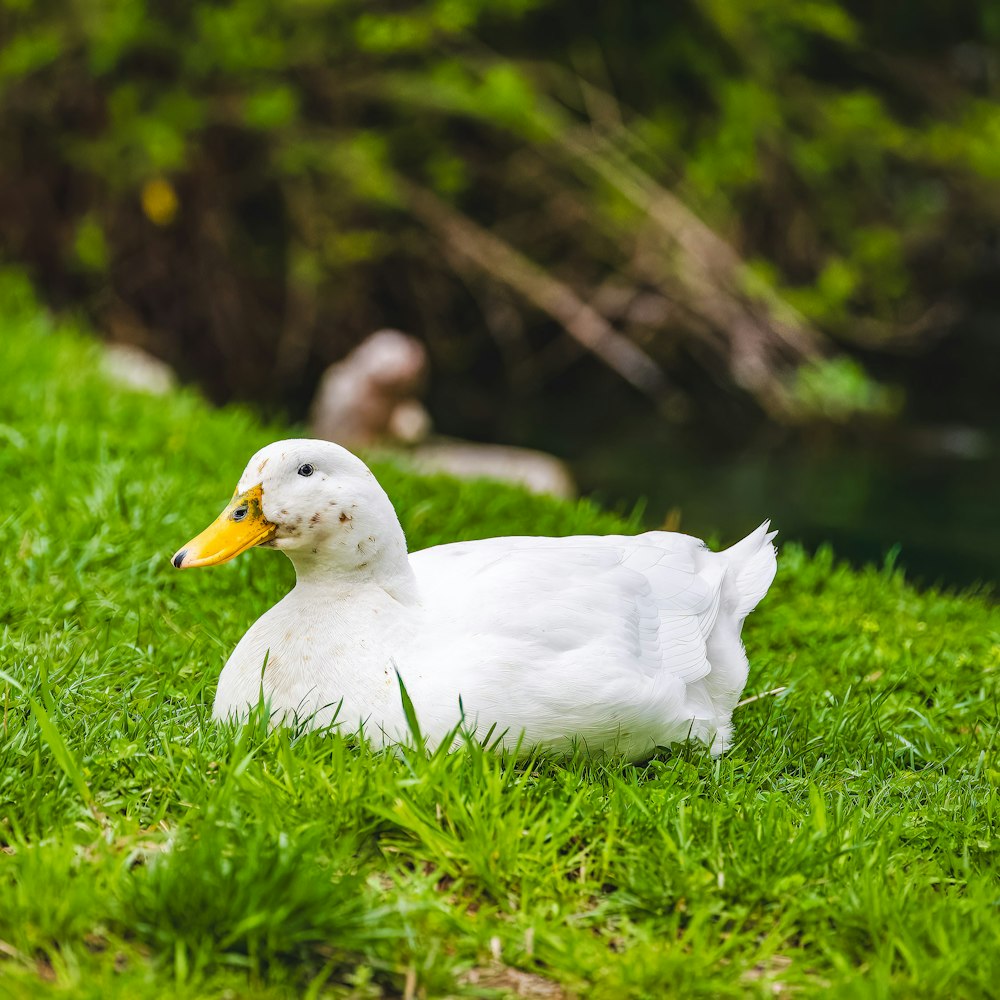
[791, 357, 899, 421]
[355, 12, 434, 53]
[243, 85, 299, 130]
[73, 216, 109, 271]
[0, 26, 62, 79]
[141, 178, 179, 226]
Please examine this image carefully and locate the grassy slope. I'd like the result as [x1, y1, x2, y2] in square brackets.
[0, 271, 998, 999]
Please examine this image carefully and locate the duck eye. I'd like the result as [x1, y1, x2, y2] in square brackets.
[232, 506, 248, 522]
[297, 463, 314, 478]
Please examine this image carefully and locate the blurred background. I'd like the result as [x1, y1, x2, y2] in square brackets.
[1, 0, 997, 587]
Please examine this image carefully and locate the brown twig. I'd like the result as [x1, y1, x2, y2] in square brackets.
[736, 686, 788, 709]
[400, 180, 666, 396]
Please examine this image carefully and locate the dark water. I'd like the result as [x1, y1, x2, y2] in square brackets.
[573, 424, 999, 592]
[432, 316, 999, 591]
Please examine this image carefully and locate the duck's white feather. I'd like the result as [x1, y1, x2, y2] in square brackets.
[204, 440, 776, 760]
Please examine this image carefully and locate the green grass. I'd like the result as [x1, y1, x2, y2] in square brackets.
[1, 269, 998, 999]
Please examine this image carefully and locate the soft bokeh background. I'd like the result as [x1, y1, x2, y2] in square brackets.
[2, 0, 997, 586]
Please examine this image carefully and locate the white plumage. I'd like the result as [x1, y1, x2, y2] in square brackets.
[178, 439, 777, 760]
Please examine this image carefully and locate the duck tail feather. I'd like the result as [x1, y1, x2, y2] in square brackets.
[722, 520, 778, 619]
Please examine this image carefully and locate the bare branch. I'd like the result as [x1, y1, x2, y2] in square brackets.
[401, 180, 666, 396]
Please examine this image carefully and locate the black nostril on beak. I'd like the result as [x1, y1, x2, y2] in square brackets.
[172, 549, 187, 569]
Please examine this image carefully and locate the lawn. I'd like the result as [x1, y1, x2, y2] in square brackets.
[1, 270, 998, 998]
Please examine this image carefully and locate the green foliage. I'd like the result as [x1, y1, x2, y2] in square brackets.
[790, 356, 901, 421]
[0, 0, 997, 425]
[2, 276, 999, 996]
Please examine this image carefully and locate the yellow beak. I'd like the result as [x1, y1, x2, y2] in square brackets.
[172, 483, 277, 569]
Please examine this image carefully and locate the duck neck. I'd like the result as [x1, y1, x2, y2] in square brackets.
[285, 516, 419, 606]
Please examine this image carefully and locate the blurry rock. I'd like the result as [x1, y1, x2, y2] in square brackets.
[388, 398, 433, 444]
[310, 329, 576, 497]
[410, 441, 576, 499]
[102, 343, 176, 395]
[905, 424, 990, 461]
[310, 329, 430, 448]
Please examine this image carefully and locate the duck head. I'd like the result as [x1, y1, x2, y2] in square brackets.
[171, 438, 409, 578]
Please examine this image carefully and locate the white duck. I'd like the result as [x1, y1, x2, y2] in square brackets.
[173, 439, 777, 760]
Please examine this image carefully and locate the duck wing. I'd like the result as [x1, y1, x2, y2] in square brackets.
[406, 530, 770, 755]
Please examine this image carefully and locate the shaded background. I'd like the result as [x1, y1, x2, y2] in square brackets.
[1, 0, 997, 586]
